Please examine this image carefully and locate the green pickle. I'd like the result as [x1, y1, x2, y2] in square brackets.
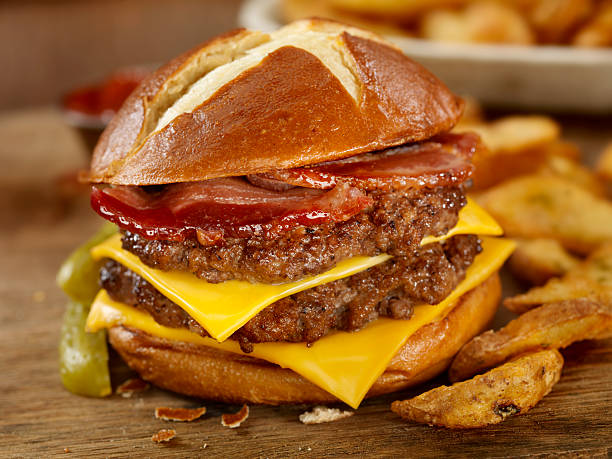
[57, 223, 117, 397]
[59, 301, 111, 397]
[56, 222, 117, 304]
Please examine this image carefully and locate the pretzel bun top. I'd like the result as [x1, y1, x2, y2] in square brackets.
[88, 19, 463, 186]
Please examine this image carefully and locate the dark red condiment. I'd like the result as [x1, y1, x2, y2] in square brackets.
[63, 68, 147, 121]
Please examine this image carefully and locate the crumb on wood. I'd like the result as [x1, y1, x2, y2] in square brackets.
[116, 378, 149, 397]
[155, 406, 207, 422]
[32, 291, 46, 303]
[151, 429, 176, 444]
[299, 406, 354, 424]
[221, 404, 249, 428]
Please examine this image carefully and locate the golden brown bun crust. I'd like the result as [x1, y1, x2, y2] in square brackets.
[88, 20, 463, 185]
[108, 273, 500, 405]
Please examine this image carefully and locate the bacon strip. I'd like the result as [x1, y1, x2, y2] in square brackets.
[256, 133, 479, 190]
[91, 178, 371, 243]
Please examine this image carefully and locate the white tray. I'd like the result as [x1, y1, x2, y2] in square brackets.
[239, 0, 612, 113]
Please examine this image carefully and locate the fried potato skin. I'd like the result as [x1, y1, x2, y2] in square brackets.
[508, 238, 580, 286]
[420, 2, 535, 45]
[504, 244, 612, 313]
[477, 176, 612, 254]
[572, 2, 612, 47]
[450, 298, 612, 382]
[391, 350, 563, 428]
[596, 142, 612, 182]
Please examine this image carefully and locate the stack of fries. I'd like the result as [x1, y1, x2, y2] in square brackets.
[391, 102, 612, 428]
[282, 0, 612, 47]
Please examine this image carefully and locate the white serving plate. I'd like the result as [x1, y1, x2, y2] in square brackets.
[239, 0, 612, 113]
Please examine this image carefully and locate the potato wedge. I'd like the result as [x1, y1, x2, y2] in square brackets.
[450, 297, 612, 382]
[467, 141, 580, 190]
[537, 155, 606, 197]
[595, 141, 612, 182]
[391, 350, 563, 429]
[329, 0, 467, 20]
[504, 243, 612, 313]
[572, 2, 612, 47]
[420, 2, 535, 44]
[508, 238, 581, 286]
[454, 116, 565, 189]
[477, 175, 612, 254]
[527, 0, 594, 43]
[454, 116, 559, 155]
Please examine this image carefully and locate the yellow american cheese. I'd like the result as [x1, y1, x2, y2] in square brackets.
[90, 198, 500, 343]
[87, 237, 515, 408]
[92, 234, 390, 342]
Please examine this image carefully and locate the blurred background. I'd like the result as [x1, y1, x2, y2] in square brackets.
[2, 0, 610, 111]
[1, 0, 242, 109]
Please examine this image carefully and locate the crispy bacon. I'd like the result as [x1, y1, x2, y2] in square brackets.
[91, 178, 372, 243]
[256, 133, 479, 190]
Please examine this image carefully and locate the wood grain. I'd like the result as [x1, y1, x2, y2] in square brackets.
[0, 109, 610, 458]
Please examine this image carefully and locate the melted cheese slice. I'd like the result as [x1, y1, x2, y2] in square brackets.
[92, 235, 390, 342]
[90, 198, 500, 343]
[88, 237, 515, 408]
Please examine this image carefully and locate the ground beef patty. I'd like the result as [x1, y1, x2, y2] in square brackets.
[102, 235, 481, 353]
[121, 186, 466, 284]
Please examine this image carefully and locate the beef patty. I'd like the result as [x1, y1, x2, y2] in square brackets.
[101, 235, 481, 353]
[121, 186, 466, 284]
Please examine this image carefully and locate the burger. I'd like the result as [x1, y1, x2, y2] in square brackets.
[68, 19, 514, 408]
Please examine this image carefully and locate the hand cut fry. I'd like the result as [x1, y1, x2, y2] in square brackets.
[450, 297, 612, 382]
[477, 176, 612, 254]
[391, 350, 563, 429]
[420, 2, 535, 44]
[572, 2, 612, 47]
[508, 238, 580, 286]
[504, 243, 612, 313]
[454, 116, 559, 156]
[527, 0, 594, 43]
[454, 116, 563, 190]
[281, 0, 411, 36]
[595, 142, 612, 182]
[537, 155, 606, 197]
[330, 0, 467, 19]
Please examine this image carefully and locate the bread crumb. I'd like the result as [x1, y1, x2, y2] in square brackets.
[155, 406, 207, 422]
[299, 406, 354, 424]
[32, 291, 46, 303]
[151, 429, 176, 444]
[116, 378, 149, 397]
[221, 404, 249, 428]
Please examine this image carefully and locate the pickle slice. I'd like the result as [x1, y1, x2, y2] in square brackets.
[57, 223, 116, 397]
[59, 301, 111, 397]
[56, 222, 117, 304]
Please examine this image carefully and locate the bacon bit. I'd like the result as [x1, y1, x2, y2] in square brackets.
[116, 378, 149, 397]
[151, 429, 176, 444]
[299, 406, 354, 424]
[155, 406, 207, 422]
[221, 404, 249, 428]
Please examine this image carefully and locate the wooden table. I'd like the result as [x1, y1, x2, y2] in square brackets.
[1, 108, 611, 458]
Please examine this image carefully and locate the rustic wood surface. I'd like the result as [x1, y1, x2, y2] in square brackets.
[0, 108, 611, 458]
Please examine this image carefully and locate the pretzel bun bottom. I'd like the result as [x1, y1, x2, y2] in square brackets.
[108, 273, 501, 405]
